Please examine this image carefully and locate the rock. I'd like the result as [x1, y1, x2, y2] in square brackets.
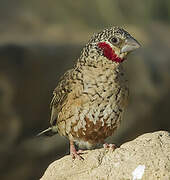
[40, 131, 170, 180]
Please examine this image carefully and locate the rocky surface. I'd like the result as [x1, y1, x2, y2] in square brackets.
[41, 131, 170, 180]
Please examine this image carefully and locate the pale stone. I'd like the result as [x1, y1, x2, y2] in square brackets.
[40, 131, 170, 180]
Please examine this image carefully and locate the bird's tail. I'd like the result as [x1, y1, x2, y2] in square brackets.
[37, 127, 58, 137]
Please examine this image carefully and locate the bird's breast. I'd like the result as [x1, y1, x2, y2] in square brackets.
[57, 64, 128, 147]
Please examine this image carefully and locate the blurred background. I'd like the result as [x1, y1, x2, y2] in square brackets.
[0, 0, 170, 179]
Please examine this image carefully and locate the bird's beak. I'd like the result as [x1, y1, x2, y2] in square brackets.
[120, 37, 141, 53]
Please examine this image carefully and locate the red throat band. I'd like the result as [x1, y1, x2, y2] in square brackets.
[98, 42, 124, 63]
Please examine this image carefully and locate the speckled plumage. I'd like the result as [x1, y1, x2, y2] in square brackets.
[38, 26, 140, 157]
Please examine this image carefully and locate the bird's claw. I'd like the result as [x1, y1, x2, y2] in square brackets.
[70, 141, 84, 160]
[103, 143, 116, 150]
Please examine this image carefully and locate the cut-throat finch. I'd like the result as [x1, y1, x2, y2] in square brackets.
[38, 26, 141, 159]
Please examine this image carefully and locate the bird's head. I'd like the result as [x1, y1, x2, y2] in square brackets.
[81, 27, 141, 64]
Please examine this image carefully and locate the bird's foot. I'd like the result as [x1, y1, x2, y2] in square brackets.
[70, 141, 84, 160]
[103, 143, 116, 150]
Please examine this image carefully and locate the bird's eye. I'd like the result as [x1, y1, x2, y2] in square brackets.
[110, 37, 119, 44]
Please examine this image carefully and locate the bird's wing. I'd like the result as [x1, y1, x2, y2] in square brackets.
[50, 69, 73, 126]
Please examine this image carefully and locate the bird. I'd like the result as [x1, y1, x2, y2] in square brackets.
[37, 26, 141, 159]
